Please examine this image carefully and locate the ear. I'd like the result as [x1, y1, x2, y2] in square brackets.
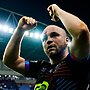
[65, 37, 70, 45]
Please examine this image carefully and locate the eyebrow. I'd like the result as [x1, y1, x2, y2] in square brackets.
[41, 32, 60, 41]
[43, 32, 60, 36]
[50, 32, 60, 36]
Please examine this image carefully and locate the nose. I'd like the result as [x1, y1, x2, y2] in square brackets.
[46, 38, 53, 45]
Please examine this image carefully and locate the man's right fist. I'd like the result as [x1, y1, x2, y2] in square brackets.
[17, 16, 37, 31]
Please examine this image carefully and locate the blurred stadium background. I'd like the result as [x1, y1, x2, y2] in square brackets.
[0, 0, 89, 89]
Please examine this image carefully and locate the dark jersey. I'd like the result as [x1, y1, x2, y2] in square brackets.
[25, 54, 90, 90]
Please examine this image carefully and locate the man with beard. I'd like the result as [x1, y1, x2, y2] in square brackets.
[3, 4, 90, 90]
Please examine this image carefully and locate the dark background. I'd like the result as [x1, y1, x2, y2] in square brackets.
[0, 0, 90, 28]
[0, 0, 89, 61]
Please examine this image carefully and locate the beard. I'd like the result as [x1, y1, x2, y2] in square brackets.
[45, 48, 59, 59]
[45, 45, 66, 60]
[49, 52, 58, 59]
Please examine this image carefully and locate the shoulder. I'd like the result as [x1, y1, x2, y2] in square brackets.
[66, 53, 90, 66]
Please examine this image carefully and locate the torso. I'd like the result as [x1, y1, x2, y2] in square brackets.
[36, 54, 89, 90]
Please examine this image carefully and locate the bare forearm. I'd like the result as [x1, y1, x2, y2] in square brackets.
[3, 27, 24, 65]
[57, 7, 89, 37]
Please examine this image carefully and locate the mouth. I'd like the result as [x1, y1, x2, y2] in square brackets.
[47, 45, 56, 51]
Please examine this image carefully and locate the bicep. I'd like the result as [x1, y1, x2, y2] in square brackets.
[10, 57, 25, 76]
[70, 30, 89, 58]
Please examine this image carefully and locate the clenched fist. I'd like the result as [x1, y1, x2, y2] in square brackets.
[17, 16, 37, 31]
[47, 4, 60, 22]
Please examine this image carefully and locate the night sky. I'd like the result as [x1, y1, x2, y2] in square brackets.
[0, 0, 90, 29]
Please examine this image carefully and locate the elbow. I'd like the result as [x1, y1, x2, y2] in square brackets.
[2, 60, 11, 69]
[2, 57, 10, 68]
[2, 55, 7, 65]
[2, 58, 16, 70]
[2, 51, 10, 67]
[77, 22, 89, 38]
[2, 54, 14, 68]
[80, 22, 89, 32]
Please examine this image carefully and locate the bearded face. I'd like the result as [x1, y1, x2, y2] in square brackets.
[41, 25, 69, 59]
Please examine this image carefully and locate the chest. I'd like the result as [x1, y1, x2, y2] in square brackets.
[44, 61, 72, 79]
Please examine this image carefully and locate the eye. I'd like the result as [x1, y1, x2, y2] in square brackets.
[50, 32, 59, 38]
[41, 34, 48, 42]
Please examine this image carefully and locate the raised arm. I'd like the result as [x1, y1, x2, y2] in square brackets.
[47, 4, 89, 59]
[3, 16, 37, 75]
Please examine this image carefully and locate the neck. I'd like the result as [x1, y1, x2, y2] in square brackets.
[49, 48, 69, 65]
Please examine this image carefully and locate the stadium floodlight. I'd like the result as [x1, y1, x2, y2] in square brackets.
[30, 32, 34, 38]
[3, 25, 9, 32]
[34, 32, 40, 39]
[24, 31, 29, 36]
[0, 24, 14, 34]
[0, 23, 43, 40]
[8, 27, 14, 33]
